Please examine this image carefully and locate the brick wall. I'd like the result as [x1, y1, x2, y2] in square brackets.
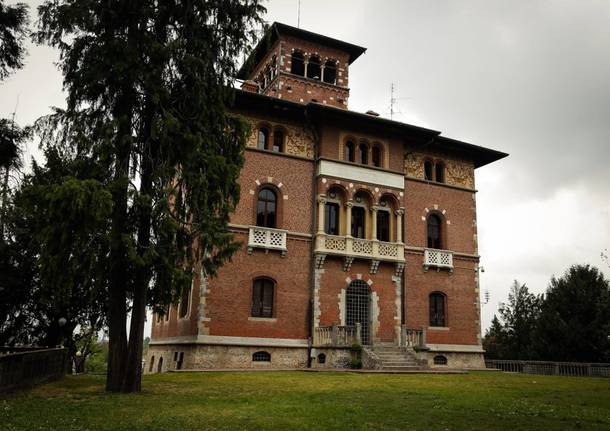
[404, 179, 478, 254]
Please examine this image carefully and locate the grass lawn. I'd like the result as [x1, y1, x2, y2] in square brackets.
[2, 371, 610, 430]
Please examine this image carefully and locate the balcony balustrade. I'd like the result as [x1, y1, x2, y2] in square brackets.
[247, 226, 288, 256]
[423, 248, 454, 271]
[313, 323, 361, 347]
[314, 233, 405, 263]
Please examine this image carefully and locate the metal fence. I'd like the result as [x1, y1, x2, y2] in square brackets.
[0, 347, 68, 391]
[486, 359, 610, 378]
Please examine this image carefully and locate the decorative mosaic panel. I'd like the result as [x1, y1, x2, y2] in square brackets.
[244, 116, 314, 159]
[404, 152, 475, 189]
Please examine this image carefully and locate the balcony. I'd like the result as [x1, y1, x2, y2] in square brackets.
[423, 248, 454, 272]
[313, 324, 361, 347]
[314, 233, 405, 263]
[247, 226, 287, 256]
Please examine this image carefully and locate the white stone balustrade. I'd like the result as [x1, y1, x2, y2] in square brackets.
[314, 233, 405, 263]
[247, 226, 288, 256]
[423, 248, 454, 271]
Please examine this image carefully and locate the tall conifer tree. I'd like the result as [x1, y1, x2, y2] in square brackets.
[36, 0, 264, 392]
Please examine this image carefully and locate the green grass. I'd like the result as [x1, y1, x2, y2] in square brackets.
[2, 371, 610, 430]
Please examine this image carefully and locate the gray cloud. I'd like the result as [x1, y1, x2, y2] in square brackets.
[1, 0, 608, 334]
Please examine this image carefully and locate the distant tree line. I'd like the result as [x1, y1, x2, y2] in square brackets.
[484, 264, 610, 363]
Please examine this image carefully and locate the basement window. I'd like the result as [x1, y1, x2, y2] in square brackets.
[317, 353, 326, 364]
[252, 351, 271, 362]
[434, 355, 448, 365]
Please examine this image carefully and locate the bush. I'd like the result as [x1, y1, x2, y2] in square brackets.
[350, 359, 363, 369]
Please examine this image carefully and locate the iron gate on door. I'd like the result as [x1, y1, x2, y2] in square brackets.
[346, 280, 370, 345]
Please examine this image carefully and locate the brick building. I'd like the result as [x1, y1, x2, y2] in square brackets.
[147, 22, 507, 372]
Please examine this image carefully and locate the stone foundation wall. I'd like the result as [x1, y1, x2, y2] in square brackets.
[146, 344, 309, 373]
[423, 351, 485, 369]
[310, 348, 351, 369]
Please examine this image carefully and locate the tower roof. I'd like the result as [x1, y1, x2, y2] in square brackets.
[237, 22, 367, 79]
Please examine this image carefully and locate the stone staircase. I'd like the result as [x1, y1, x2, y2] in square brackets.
[365, 345, 427, 371]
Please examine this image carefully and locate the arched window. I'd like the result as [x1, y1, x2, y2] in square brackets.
[178, 282, 191, 318]
[351, 206, 366, 239]
[252, 278, 274, 318]
[157, 356, 163, 373]
[435, 162, 445, 183]
[359, 143, 368, 165]
[372, 145, 382, 167]
[149, 356, 155, 372]
[323, 60, 336, 84]
[429, 293, 446, 327]
[257, 127, 269, 150]
[252, 351, 271, 362]
[427, 214, 442, 249]
[307, 55, 321, 80]
[324, 202, 340, 235]
[424, 160, 434, 181]
[345, 140, 355, 162]
[272, 129, 284, 153]
[376, 210, 390, 242]
[434, 355, 448, 365]
[291, 51, 304, 76]
[317, 353, 326, 364]
[256, 188, 277, 228]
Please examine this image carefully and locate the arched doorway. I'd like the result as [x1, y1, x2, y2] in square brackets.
[157, 356, 163, 373]
[346, 280, 371, 345]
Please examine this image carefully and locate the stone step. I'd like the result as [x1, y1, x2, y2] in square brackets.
[381, 366, 422, 371]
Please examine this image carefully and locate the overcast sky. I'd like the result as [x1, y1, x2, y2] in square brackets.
[2, 1, 609, 336]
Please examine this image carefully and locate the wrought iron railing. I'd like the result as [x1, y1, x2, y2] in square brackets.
[247, 226, 287, 255]
[423, 248, 454, 271]
[485, 359, 610, 377]
[0, 347, 68, 390]
[313, 324, 361, 347]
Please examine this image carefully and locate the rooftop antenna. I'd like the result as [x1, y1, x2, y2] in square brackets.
[390, 83, 396, 120]
[297, 0, 301, 28]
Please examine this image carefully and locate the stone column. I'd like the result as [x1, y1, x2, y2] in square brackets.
[345, 201, 353, 237]
[303, 60, 308, 78]
[395, 208, 404, 243]
[317, 195, 327, 234]
[320, 65, 325, 82]
[371, 206, 379, 240]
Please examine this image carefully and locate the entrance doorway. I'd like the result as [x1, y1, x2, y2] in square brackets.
[346, 280, 371, 345]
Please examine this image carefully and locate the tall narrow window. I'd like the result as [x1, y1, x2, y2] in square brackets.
[291, 51, 304, 76]
[257, 127, 269, 150]
[324, 202, 340, 235]
[351, 206, 366, 239]
[178, 283, 191, 318]
[377, 210, 390, 242]
[372, 145, 382, 167]
[435, 162, 445, 183]
[345, 140, 355, 162]
[427, 214, 441, 249]
[323, 60, 336, 84]
[429, 293, 446, 327]
[252, 278, 274, 318]
[273, 129, 284, 153]
[359, 143, 368, 165]
[424, 160, 434, 181]
[256, 188, 277, 228]
[307, 55, 321, 80]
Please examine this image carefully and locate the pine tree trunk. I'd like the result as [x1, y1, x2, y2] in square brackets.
[105, 99, 134, 392]
[122, 140, 154, 393]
